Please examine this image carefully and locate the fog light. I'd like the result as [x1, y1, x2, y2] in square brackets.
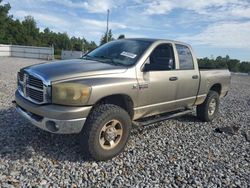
[46, 121, 59, 132]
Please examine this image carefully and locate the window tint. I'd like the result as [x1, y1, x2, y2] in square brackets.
[176, 44, 194, 70]
[149, 44, 175, 70]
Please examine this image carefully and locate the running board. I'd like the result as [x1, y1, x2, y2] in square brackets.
[133, 109, 193, 126]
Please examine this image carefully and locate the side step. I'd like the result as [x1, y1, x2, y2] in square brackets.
[133, 109, 193, 126]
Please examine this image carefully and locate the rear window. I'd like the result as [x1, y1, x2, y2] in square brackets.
[176, 44, 194, 70]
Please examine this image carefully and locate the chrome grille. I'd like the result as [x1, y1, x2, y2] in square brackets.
[27, 87, 44, 102]
[19, 72, 24, 81]
[28, 75, 44, 89]
[18, 72, 48, 104]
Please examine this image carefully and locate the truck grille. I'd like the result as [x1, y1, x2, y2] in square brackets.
[28, 75, 44, 89]
[18, 72, 48, 104]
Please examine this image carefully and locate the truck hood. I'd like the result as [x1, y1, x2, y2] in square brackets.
[23, 59, 127, 83]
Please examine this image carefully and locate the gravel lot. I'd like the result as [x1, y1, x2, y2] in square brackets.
[0, 57, 249, 187]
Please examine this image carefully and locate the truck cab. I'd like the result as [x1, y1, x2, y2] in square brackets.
[134, 41, 201, 118]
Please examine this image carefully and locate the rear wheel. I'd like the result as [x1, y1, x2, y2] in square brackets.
[79, 104, 132, 161]
[197, 91, 219, 122]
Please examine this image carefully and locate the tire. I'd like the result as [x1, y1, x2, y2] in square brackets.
[79, 104, 132, 161]
[196, 90, 220, 122]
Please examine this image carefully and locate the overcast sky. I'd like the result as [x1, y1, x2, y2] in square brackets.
[3, 0, 250, 61]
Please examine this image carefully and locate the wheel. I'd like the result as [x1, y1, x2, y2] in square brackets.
[79, 104, 132, 161]
[196, 91, 220, 122]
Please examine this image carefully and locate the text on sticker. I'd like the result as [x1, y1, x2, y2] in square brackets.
[120, 51, 137, 59]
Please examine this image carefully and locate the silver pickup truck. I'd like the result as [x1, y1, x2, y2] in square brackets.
[15, 38, 230, 160]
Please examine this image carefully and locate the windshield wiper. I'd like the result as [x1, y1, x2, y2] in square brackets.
[94, 55, 114, 62]
[84, 55, 126, 66]
[93, 55, 127, 66]
[83, 55, 106, 63]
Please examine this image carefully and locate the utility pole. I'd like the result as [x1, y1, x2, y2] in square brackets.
[106, 9, 110, 43]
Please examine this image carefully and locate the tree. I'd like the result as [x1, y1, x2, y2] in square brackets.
[117, 34, 125, 39]
[22, 16, 40, 45]
[0, 0, 11, 43]
[225, 55, 230, 63]
[239, 62, 250, 73]
[100, 29, 114, 45]
[70, 36, 83, 51]
[84, 41, 97, 52]
[227, 59, 240, 72]
[5, 19, 25, 45]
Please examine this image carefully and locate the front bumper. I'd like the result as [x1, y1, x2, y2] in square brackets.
[15, 91, 92, 134]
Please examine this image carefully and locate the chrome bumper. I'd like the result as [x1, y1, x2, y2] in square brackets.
[16, 106, 86, 134]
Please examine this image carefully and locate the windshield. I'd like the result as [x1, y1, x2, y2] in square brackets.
[83, 39, 152, 66]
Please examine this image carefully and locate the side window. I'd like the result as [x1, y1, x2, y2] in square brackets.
[149, 44, 175, 70]
[176, 44, 194, 70]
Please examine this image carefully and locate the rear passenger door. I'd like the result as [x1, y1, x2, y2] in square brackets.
[173, 44, 200, 108]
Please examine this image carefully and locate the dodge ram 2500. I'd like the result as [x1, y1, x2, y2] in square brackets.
[15, 38, 231, 160]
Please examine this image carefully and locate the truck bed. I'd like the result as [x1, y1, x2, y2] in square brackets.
[198, 69, 231, 98]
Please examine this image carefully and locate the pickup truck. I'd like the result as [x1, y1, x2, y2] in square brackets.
[15, 38, 231, 160]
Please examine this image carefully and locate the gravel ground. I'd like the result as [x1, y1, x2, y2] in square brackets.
[0, 57, 249, 187]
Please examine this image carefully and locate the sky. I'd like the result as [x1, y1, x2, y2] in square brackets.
[3, 0, 250, 61]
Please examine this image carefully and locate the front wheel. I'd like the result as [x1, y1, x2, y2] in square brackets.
[197, 91, 220, 122]
[79, 104, 132, 161]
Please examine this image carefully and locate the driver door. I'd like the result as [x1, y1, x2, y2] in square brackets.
[134, 43, 180, 118]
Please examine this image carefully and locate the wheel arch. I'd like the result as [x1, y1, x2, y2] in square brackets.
[93, 94, 134, 119]
[209, 83, 222, 95]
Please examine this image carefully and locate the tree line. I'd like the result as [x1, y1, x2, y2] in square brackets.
[0, 0, 98, 55]
[0, 0, 126, 56]
[198, 55, 250, 73]
[0, 1, 249, 72]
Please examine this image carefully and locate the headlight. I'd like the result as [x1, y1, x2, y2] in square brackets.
[52, 83, 91, 106]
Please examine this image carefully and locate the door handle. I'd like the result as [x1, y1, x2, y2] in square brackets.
[169, 77, 178, 81]
[192, 75, 199, 79]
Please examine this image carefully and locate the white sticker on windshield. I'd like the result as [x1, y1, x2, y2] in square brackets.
[120, 51, 137, 59]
